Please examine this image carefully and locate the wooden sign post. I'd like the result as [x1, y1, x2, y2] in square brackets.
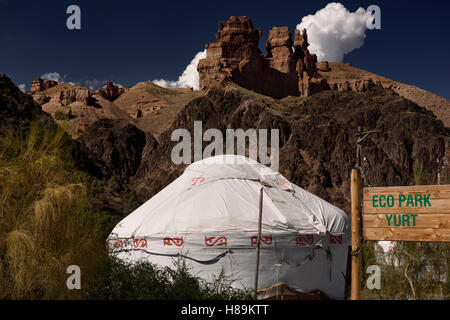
[350, 183, 450, 300]
[350, 169, 362, 300]
[350, 127, 382, 300]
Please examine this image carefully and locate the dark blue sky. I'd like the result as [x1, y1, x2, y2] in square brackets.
[0, 0, 449, 98]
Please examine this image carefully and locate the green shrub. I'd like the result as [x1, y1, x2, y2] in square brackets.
[86, 256, 252, 300]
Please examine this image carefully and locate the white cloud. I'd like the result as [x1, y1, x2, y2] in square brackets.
[87, 80, 125, 90]
[40, 72, 125, 90]
[41, 72, 77, 86]
[40, 73, 126, 90]
[152, 49, 206, 90]
[41, 72, 63, 83]
[84, 79, 103, 90]
[18, 83, 26, 92]
[297, 2, 373, 62]
[152, 79, 178, 89]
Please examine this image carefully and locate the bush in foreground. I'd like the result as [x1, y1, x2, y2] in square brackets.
[87, 256, 252, 300]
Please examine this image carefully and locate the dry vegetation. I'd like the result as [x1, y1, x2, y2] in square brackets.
[0, 121, 110, 298]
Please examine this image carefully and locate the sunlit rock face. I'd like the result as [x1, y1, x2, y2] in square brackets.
[198, 16, 328, 98]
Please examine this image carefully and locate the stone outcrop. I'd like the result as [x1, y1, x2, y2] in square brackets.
[29, 77, 57, 94]
[96, 81, 127, 101]
[329, 79, 381, 92]
[316, 61, 330, 72]
[198, 16, 328, 98]
[32, 93, 51, 105]
[54, 106, 73, 120]
[266, 27, 294, 73]
[59, 88, 94, 106]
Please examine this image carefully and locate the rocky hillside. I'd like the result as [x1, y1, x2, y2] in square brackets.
[318, 62, 450, 127]
[123, 85, 448, 213]
[52, 78, 447, 214]
[0, 74, 52, 136]
[113, 82, 202, 137]
[28, 78, 202, 140]
[11, 16, 449, 216]
[29, 79, 133, 138]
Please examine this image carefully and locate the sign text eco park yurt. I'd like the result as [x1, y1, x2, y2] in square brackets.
[363, 185, 450, 242]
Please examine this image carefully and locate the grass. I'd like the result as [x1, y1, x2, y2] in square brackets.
[0, 120, 110, 299]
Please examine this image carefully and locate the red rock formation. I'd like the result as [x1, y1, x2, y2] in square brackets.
[266, 27, 294, 74]
[59, 88, 93, 106]
[29, 78, 42, 93]
[29, 77, 57, 94]
[198, 16, 329, 98]
[293, 29, 328, 96]
[198, 16, 264, 93]
[316, 61, 330, 72]
[329, 79, 380, 92]
[32, 93, 50, 105]
[96, 81, 126, 101]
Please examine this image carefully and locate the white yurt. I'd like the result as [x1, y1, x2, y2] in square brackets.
[108, 155, 351, 299]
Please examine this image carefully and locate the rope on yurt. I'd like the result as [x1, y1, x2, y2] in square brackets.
[326, 246, 333, 281]
[281, 247, 315, 268]
[280, 245, 334, 281]
[257, 282, 297, 295]
[114, 248, 233, 265]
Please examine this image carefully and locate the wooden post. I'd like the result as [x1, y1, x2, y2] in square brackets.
[254, 187, 264, 299]
[351, 168, 362, 300]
